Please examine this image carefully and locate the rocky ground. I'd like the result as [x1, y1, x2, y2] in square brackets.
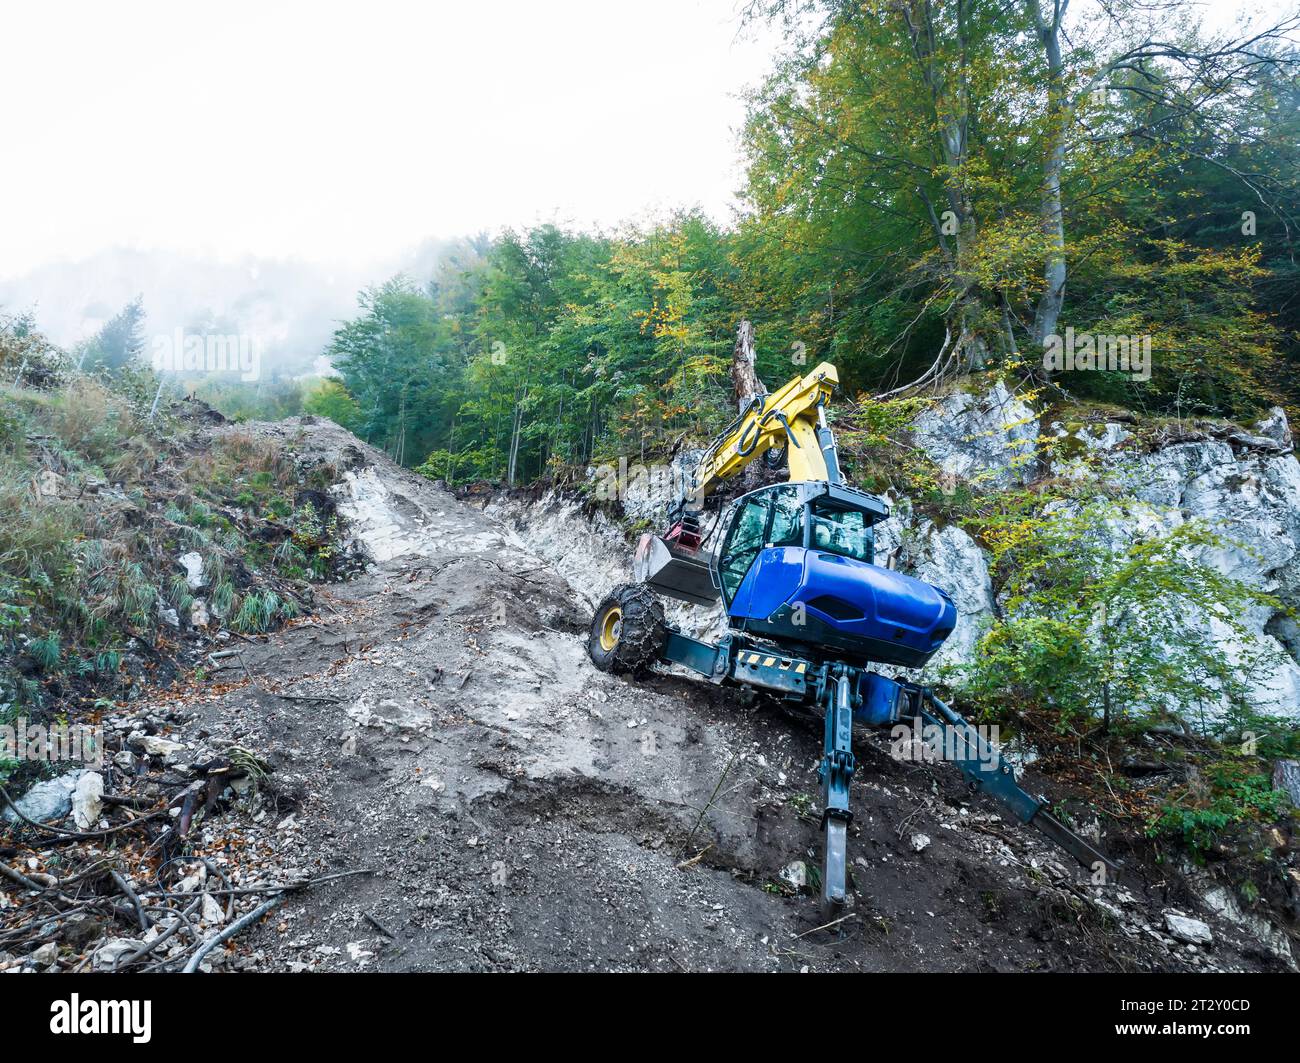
[6, 416, 1293, 973]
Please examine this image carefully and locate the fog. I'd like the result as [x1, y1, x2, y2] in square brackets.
[0, 0, 779, 372]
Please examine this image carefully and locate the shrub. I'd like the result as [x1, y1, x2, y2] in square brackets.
[955, 499, 1283, 733]
[1151, 758, 1289, 850]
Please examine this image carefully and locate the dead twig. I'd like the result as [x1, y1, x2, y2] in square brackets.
[796, 912, 857, 938]
[683, 751, 740, 855]
[675, 845, 712, 870]
[110, 869, 151, 931]
[363, 912, 397, 939]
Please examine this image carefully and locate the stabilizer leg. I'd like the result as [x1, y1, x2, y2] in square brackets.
[818, 669, 855, 905]
[918, 689, 1122, 882]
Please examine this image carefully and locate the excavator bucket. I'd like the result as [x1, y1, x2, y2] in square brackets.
[634, 533, 719, 607]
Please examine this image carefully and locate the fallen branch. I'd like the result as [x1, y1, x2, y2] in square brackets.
[796, 912, 857, 938]
[0, 782, 169, 839]
[271, 692, 342, 703]
[363, 912, 397, 940]
[114, 896, 202, 971]
[182, 893, 285, 973]
[0, 861, 53, 894]
[151, 867, 376, 901]
[873, 327, 954, 400]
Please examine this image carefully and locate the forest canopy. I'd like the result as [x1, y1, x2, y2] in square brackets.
[312, 0, 1298, 485]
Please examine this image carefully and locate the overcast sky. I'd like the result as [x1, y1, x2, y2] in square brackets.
[2, 0, 1287, 355]
[0, 0, 775, 280]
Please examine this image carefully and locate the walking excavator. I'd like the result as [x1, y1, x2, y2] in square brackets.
[587, 358, 1119, 906]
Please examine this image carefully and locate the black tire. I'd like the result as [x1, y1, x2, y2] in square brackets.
[588, 583, 666, 674]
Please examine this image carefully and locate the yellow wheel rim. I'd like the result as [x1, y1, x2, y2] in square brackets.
[599, 607, 622, 651]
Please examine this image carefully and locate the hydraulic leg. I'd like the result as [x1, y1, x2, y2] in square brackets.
[917, 688, 1122, 882]
[818, 668, 855, 905]
[655, 628, 1122, 894]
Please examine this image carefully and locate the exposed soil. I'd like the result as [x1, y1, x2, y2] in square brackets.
[123, 417, 1286, 973]
[8, 415, 1292, 973]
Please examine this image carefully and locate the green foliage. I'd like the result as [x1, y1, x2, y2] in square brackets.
[288, 501, 337, 578]
[302, 378, 362, 432]
[0, 333, 341, 706]
[736, 2, 1299, 417]
[333, 217, 742, 484]
[191, 376, 307, 423]
[1151, 758, 1288, 850]
[0, 311, 68, 388]
[956, 498, 1284, 732]
[230, 590, 295, 634]
[27, 633, 62, 671]
[76, 296, 146, 372]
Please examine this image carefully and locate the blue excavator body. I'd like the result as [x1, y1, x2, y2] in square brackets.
[712, 481, 956, 669]
[728, 545, 957, 668]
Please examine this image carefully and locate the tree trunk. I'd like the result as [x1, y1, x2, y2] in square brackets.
[507, 388, 525, 487]
[1029, 0, 1068, 348]
[730, 319, 766, 411]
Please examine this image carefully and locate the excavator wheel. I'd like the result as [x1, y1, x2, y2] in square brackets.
[588, 583, 666, 674]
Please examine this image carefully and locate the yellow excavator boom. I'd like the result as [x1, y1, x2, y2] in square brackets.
[637, 360, 846, 607]
[687, 361, 842, 505]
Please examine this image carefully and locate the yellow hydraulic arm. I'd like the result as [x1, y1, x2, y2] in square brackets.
[685, 361, 843, 506]
[645, 360, 845, 604]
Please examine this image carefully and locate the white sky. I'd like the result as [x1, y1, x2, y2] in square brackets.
[0, 0, 776, 279]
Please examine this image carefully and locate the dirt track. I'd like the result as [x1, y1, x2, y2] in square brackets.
[140, 418, 1290, 972]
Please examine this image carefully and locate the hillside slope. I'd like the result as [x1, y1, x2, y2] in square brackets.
[61, 416, 1293, 972]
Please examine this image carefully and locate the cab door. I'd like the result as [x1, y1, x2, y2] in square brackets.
[716, 492, 770, 608]
[716, 486, 807, 615]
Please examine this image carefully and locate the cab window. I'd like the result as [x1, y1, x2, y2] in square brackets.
[809, 501, 873, 563]
[768, 486, 804, 547]
[718, 496, 768, 601]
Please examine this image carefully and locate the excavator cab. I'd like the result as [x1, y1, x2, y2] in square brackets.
[715, 482, 956, 669]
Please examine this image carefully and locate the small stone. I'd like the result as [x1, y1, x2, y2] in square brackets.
[33, 470, 64, 497]
[200, 893, 225, 926]
[137, 735, 186, 761]
[60, 914, 106, 948]
[0, 773, 79, 824]
[1164, 912, 1213, 946]
[190, 599, 210, 628]
[71, 771, 104, 830]
[910, 832, 931, 853]
[778, 861, 808, 890]
[93, 938, 138, 970]
[178, 551, 206, 590]
[30, 942, 57, 967]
